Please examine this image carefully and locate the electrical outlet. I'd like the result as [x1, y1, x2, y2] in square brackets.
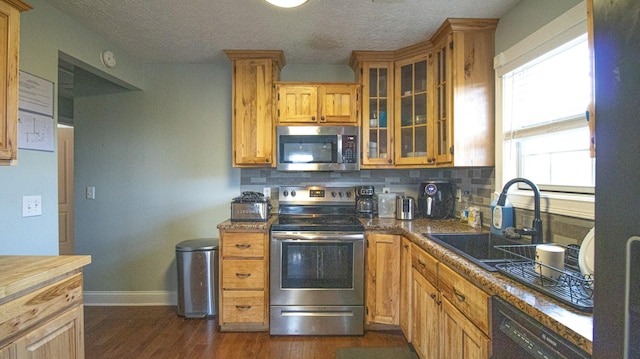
[382, 187, 390, 193]
[22, 195, 42, 217]
[456, 189, 462, 202]
[86, 186, 95, 199]
[263, 187, 271, 198]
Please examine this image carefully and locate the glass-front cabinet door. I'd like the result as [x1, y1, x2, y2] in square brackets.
[434, 35, 453, 164]
[395, 54, 432, 165]
[362, 61, 394, 166]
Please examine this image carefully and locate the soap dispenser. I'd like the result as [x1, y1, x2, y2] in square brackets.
[490, 192, 514, 235]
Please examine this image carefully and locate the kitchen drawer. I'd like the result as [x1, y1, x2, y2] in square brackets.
[0, 273, 83, 346]
[411, 243, 438, 285]
[221, 290, 266, 323]
[438, 263, 490, 334]
[222, 232, 265, 258]
[222, 260, 264, 289]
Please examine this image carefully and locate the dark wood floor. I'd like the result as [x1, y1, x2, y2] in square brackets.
[84, 306, 410, 359]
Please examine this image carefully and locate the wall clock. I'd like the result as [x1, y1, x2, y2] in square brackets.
[101, 50, 117, 68]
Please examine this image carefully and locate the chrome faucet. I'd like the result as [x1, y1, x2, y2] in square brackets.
[497, 178, 543, 244]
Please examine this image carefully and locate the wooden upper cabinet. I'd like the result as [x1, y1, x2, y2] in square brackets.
[276, 85, 317, 123]
[350, 52, 395, 167]
[225, 50, 285, 167]
[430, 19, 498, 167]
[0, 0, 32, 166]
[276, 82, 360, 125]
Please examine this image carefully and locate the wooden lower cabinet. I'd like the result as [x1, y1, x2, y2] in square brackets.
[439, 298, 490, 359]
[410, 243, 491, 359]
[218, 230, 269, 331]
[412, 268, 439, 359]
[0, 272, 86, 359]
[365, 233, 401, 325]
[13, 305, 84, 359]
[399, 237, 412, 338]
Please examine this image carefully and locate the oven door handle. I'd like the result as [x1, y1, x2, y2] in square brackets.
[271, 232, 364, 241]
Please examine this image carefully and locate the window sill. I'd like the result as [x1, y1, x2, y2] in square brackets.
[506, 190, 594, 220]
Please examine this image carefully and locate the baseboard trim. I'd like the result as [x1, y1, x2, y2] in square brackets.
[84, 291, 177, 306]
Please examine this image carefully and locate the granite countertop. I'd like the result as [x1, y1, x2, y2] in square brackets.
[218, 216, 592, 354]
[0, 255, 92, 301]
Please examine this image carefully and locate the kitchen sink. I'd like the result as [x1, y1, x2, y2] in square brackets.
[423, 232, 528, 272]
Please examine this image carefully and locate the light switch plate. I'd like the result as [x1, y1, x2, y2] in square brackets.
[22, 195, 42, 217]
[86, 186, 95, 199]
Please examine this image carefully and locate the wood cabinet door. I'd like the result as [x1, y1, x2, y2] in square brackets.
[439, 298, 490, 359]
[14, 305, 85, 359]
[399, 237, 412, 338]
[0, 344, 16, 359]
[0, 1, 21, 164]
[277, 85, 318, 123]
[366, 234, 400, 325]
[361, 61, 394, 166]
[232, 58, 276, 166]
[394, 53, 434, 166]
[318, 84, 358, 124]
[433, 35, 454, 165]
[411, 269, 439, 359]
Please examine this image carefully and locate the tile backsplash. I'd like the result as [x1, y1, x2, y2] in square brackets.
[239, 167, 594, 246]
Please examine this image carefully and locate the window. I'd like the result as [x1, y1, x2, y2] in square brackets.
[495, 1, 594, 219]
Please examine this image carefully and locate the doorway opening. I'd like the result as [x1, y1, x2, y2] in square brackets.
[56, 53, 132, 254]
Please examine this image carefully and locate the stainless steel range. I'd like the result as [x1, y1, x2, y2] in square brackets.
[270, 185, 365, 336]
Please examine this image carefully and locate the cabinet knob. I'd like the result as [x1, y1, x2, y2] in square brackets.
[312, 116, 316, 121]
[321, 116, 325, 122]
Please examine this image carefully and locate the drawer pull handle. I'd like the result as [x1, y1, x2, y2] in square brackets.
[235, 244, 251, 249]
[236, 305, 252, 311]
[236, 273, 252, 278]
[418, 259, 426, 268]
[453, 287, 466, 302]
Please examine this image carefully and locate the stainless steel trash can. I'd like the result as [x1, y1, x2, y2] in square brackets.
[176, 238, 219, 318]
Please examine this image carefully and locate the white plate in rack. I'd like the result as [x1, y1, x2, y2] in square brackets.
[579, 227, 595, 277]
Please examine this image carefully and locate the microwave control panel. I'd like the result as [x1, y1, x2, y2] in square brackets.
[342, 135, 358, 163]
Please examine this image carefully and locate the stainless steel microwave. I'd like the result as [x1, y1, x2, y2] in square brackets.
[276, 126, 360, 171]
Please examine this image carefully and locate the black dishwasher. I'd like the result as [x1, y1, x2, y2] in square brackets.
[491, 297, 590, 359]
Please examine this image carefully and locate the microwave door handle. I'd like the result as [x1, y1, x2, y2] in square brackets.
[336, 135, 343, 163]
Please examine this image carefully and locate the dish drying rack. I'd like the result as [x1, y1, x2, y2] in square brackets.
[494, 244, 594, 312]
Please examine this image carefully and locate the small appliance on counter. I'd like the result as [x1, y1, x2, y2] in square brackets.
[396, 196, 415, 220]
[417, 181, 455, 219]
[377, 193, 398, 218]
[230, 191, 272, 222]
[356, 185, 377, 218]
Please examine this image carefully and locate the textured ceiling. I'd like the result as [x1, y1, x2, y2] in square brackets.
[43, 0, 519, 65]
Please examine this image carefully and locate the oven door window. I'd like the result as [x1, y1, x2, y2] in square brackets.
[279, 135, 337, 164]
[281, 242, 353, 289]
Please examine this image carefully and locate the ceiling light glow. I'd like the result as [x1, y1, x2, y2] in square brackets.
[265, 0, 309, 8]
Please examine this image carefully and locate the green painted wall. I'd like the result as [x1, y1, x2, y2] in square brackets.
[0, 0, 143, 255]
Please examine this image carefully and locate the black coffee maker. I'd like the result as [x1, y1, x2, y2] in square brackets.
[417, 181, 455, 219]
[356, 185, 377, 218]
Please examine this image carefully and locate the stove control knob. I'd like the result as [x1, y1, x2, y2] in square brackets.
[331, 191, 337, 198]
[283, 190, 289, 197]
[339, 192, 344, 198]
[346, 191, 352, 198]
[291, 190, 296, 197]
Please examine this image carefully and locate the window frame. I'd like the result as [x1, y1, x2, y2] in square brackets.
[494, 1, 594, 220]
